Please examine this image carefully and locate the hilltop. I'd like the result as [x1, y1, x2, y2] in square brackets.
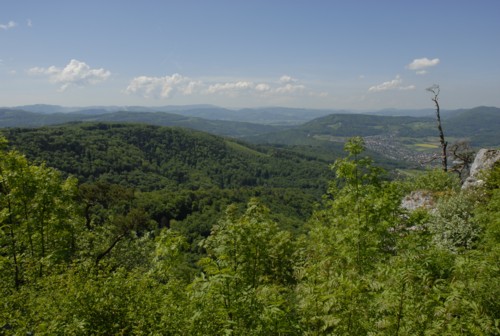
[1, 122, 334, 192]
[1, 104, 341, 126]
[0, 108, 281, 138]
[2, 105, 498, 167]
[246, 106, 500, 164]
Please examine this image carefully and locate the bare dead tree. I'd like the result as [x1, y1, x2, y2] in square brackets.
[426, 84, 448, 171]
[449, 140, 475, 182]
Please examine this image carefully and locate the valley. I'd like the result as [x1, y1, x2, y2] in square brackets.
[2, 105, 499, 167]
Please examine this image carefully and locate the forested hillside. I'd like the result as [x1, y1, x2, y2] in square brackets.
[3, 104, 338, 125]
[444, 106, 500, 146]
[1, 123, 338, 243]
[0, 109, 283, 138]
[2, 123, 332, 191]
[3, 106, 499, 147]
[247, 106, 500, 164]
[1, 135, 499, 334]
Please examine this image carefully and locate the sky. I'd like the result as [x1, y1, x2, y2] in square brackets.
[1, 0, 500, 110]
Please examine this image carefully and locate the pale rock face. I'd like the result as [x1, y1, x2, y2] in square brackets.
[462, 149, 500, 189]
[401, 190, 435, 212]
[401, 149, 499, 210]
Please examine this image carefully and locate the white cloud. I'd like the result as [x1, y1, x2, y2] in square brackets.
[407, 57, 440, 72]
[368, 75, 415, 92]
[125, 74, 326, 100]
[279, 75, 298, 84]
[28, 59, 111, 91]
[206, 75, 305, 96]
[275, 83, 305, 94]
[0, 21, 17, 30]
[206, 81, 254, 94]
[255, 83, 271, 92]
[27, 19, 33, 28]
[125, 73, 200, 98]
[182, 80, 203, 95]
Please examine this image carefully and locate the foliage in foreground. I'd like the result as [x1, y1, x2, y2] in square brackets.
[1, 136, 499, 335]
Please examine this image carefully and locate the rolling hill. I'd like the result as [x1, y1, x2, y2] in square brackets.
[3, 104, 340, 125]
[0, 109, 282, 138]
[1, 122, 334, 192]
[2, 105, 498, 167]
[245, 106, 500, 164]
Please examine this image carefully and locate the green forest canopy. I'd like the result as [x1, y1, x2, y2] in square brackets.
[1, 133, 499, 334]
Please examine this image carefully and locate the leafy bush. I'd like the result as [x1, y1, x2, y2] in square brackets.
[405, 168, 461, 193]
[427, 192, 481, 252]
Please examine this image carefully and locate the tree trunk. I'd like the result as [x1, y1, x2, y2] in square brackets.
[427, 85, 448, 172]
[433, 96, 448, 172]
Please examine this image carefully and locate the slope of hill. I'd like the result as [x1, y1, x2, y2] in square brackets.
[369, 108, 435, 117]
[3, 105, 497, 166]
[82, 111, 282, 137]
[246, 106, 500, 164]
[0, 109, 83, 127]
[173, 107, 345, 125]
[0, 109, 282, 138]
[1, 122, 340, 234]
[9, 104, 77, 113]
[5, 104, 344, 125]
[1, 123, 333, 192]
[445, 106, 500, 146]
[299, 114, 436, 137]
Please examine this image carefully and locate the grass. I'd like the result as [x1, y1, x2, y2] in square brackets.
[415, 143, 439, 149]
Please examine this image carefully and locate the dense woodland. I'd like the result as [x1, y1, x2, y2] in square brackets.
[2, 106, 499, 149]
[1, 123, 342, 240]
[1, 123, 336, 191]
[1, 122, 499, 334]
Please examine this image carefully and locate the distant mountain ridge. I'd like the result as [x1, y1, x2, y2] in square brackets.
[4, 104, 489, 124]
[1, 105, 498, 157]
[2, 104, 498, 126]
[7, 104, 220, 114]
[4, 104, 340, 125]
[0, 109, 282, 138]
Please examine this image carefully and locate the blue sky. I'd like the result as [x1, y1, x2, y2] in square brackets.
[1, 0, 499, 110]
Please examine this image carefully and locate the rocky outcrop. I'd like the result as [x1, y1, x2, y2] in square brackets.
[462, 149, 500, 189]
[401, 190, 435, 212]
[401, 148, 499, 211]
